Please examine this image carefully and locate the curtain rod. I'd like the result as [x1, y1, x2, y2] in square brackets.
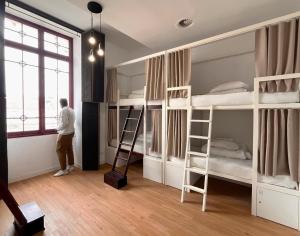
[110, 10, 300, 69]
[5, 1, 83, 37]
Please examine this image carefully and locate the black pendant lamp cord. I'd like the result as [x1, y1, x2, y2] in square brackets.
[100, 13, 102, 33]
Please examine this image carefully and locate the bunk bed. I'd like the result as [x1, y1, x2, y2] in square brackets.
[106, 84, 165, 183]
[166, 82, 300, 188]
[106, 10, 300, 230]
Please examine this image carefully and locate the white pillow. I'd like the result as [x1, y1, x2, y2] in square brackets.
[210, 81, 249, 93]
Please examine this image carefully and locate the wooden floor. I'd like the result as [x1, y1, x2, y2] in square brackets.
[1, 162, 300, 236]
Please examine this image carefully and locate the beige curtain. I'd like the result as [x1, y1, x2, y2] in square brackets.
[107, 109, 117, 145]
[255, 18, 300, 181]
[151, 110, 162, 153]
[106, 68, 118, 103]
[167, 49, 191, 159]
[145, 55, 165, 100]
[168, 49, 191, 98]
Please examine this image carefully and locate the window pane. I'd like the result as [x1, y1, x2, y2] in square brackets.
[58, 72, 69, 101]
[4, 29, 22, 43]
[44, 41, 57, 54]
[45, 57, 57, 70]
[58, 60, 69, 73]
[58, 46, 69, 56]
[23, 35, 38, 48]
[58, 37, 69, 48]
[45, 118, 57, 130]
[23, 51, 38, 67]
[5, 18, 21, 32]
[23, 24, 38, 38]
[45, 69, 58, 119]
[7, 119, 23, 133]
[24, 118, 39, 131]
[23, 65, 39, 118]
[5, 47, 22, 63]
[44, 32, 57, 44]
[5, 61, 23, 119]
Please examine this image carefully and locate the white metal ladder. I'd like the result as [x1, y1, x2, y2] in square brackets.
[181, 105, 213, 212]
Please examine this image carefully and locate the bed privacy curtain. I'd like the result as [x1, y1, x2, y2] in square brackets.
[106, 68, 118, 103]
[106, 68, 118, 144]
[145, 55, 165, 153]
[151, 110, 162, 153]
[167, 49, 191, 159]
[255, 18, 300, 181]
[145, 55, 165, 100]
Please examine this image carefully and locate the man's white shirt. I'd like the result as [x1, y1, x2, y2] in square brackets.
[57, 107, 75, 135]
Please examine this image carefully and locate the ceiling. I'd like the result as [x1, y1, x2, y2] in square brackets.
[20, 0, 300, 59]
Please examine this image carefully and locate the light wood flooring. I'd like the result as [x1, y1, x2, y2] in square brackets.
[1, 161, 300, 236]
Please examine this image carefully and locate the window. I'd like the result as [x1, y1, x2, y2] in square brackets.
[4, 14, 73, 138]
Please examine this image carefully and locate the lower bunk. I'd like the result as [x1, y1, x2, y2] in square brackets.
[166, 156, 297, 190]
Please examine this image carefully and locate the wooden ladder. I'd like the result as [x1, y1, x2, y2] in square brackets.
[104, 105, 144, 189]
[181, 105, 213, 212]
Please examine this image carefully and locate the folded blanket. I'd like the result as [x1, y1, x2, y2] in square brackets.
[210, 81, 249, 93]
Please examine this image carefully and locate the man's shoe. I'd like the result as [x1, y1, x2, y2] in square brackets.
[67, 165, 75, 173]
[53, 170, 68, 177]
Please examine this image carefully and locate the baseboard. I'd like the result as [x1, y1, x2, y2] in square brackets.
[8, 165, 60, 184]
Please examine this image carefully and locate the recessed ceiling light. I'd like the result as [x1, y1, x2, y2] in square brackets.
[177, 18, 193, 28]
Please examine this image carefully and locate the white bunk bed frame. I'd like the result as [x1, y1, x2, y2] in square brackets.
[105, 11, 300, 230]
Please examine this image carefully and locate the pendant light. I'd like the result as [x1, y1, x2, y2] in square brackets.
[88, 49, 95, 62]
[88, 12, 96, 45]
[97, 12, 104, 57]
[87, 1, 104, 62]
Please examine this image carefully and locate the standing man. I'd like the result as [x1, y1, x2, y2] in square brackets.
[54, 98, 75, 177]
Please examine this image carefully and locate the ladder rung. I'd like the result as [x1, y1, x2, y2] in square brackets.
[184, 185, 205, 194]
[123, 130, 135, 133]
[189, 135, 209, 140]
[187, 151, 207, 157]
[126, 118, 138, 120]
[191, 119, 211, 123]
[121, 142, 132, 147]
[185, 167, 207, 175]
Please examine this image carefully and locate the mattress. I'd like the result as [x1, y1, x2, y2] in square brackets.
[168, 155, 252, 182]
[168, 91, 300, 107]
[258, 175, 298, 190]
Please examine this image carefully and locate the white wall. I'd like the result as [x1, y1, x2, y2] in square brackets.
[191, 52, 255, 150]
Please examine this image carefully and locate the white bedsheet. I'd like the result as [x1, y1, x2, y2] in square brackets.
[169, 155, 252, 181]
[169, 91, 300, 107]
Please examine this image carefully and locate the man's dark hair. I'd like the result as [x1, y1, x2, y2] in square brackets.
[60, 98, 68, 107]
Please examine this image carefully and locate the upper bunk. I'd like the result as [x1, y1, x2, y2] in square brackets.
[108, 60, 163, 108]
[165, 32, 300, 111]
